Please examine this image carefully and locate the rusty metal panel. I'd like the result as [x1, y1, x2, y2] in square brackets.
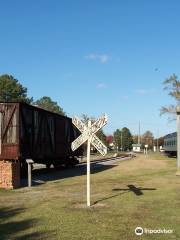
[0, 103, 19, 160]
[1, 144, 19, 159]
[19, 103, 60, 159]
[19, 103, 33, 157]
[55, 117, 67, 156]
[1, 103, 18, 144]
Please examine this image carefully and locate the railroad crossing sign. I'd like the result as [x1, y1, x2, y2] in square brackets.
[71, 114, 108, 156]
[71, 114, 108, 207]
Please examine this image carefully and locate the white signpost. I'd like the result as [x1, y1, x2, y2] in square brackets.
[71, 114, 108, 207]
[144, 144, 148, 155]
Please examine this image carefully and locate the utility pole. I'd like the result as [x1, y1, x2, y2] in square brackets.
[138, 121, 141, 144]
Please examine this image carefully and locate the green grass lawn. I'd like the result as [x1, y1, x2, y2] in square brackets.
[0, 153, 180, 240]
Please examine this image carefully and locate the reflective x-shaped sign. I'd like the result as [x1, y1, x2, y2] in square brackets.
[71, 114, 108, 156]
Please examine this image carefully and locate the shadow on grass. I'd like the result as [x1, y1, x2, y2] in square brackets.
[0, 207, 55, 240]
[113, 185, 156, 196]
[21, 162, 117, 187]
[93, 185, 156, 205]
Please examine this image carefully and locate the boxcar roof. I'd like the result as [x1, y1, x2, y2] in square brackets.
[0, 101, 70, 120]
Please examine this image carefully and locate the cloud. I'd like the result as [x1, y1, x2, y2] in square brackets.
[99, 54, 109, 63]
[135, 89, 147, 95]
[96, 83, 108, 89]
[135, 88, 156, 95]
[121, 95, 129, 100]
[85, 53, 110, 64]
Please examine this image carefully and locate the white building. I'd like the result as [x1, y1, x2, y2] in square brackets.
[132, 144, 142, 152]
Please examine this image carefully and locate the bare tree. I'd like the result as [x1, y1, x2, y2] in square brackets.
[161, 74, 180, 120]
[142, 131, 154, 149]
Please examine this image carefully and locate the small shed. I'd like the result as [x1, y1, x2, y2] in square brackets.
[132, 144, 142, 152]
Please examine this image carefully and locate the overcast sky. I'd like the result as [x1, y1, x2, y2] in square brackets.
[0, 0, 180, 137]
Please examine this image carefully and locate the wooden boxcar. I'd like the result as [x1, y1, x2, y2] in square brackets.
[0, 102, 83, 173]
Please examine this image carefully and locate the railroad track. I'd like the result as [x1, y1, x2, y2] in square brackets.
[79, 155, 134, 168]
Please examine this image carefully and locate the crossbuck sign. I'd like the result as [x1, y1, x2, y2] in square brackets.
[71, 114, 108, 156]
[71, 114, 108, 207]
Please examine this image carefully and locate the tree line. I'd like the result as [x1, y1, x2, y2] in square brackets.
[0, 73, 178, 150]
[113, 129, 164, 151]
[0, 74, 65, 115]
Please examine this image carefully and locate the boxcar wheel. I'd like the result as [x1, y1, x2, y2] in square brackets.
[53, 162, 60, 169]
